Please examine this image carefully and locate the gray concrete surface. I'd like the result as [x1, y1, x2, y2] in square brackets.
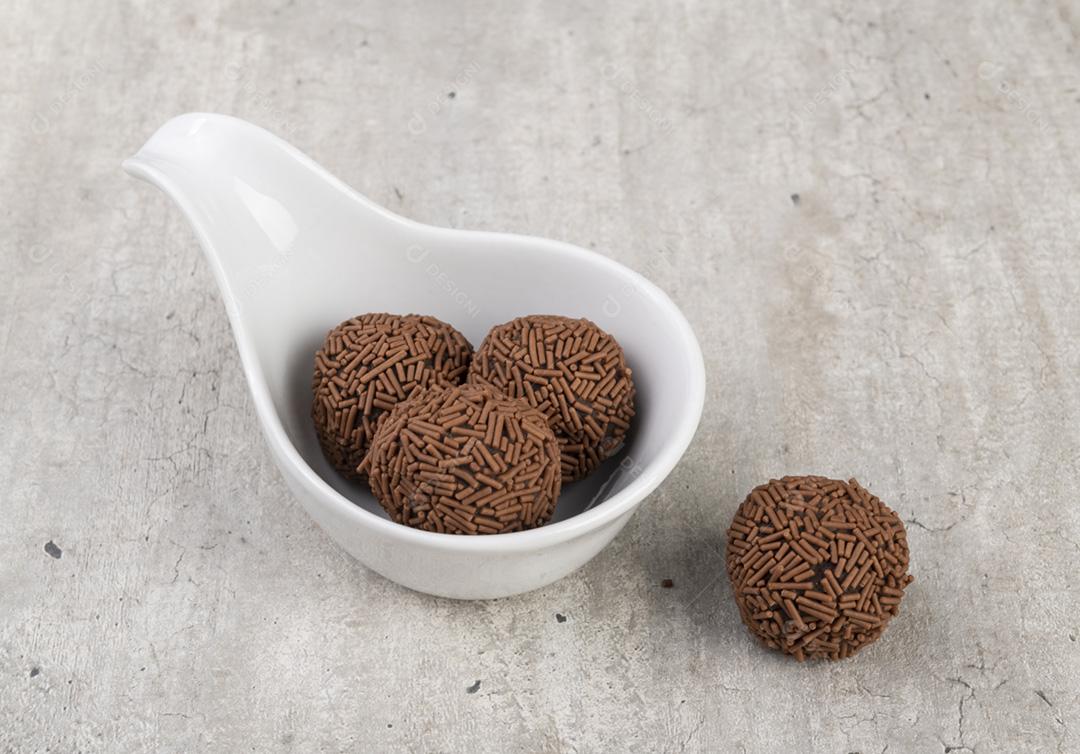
[2, 1, 1079, 751]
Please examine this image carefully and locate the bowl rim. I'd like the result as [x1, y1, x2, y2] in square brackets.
[126, 112, 707, 554]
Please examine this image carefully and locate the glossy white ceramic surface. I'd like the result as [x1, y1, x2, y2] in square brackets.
[123, 113, 705, 599]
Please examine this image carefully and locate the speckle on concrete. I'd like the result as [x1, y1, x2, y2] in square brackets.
[1, 1, 1078, 752]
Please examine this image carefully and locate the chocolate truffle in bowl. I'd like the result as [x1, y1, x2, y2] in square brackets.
[362, 383, 562, 534]
[311, 313, 472, 480]
[726, 476, 914, 661]
[467, 315, 635, 482]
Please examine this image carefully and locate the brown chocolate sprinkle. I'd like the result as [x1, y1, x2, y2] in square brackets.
[725, 476, 914, 661]
[311, 313, 472, 480]
[467, 315, 635, 482]
[363, 383, 562, 534]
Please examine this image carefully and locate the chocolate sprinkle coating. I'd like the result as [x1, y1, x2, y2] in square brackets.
[312, 313, 472, 480]
[363, 383, 563, 534]
[726, 476, 914, 661]
[467, 315, 635, 482]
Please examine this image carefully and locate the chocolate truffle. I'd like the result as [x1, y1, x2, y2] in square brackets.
[312, 313, 472, 479]
[363, 383, 562, 534]
[467, 315, 635, 481]
[726, 476, 914, 661]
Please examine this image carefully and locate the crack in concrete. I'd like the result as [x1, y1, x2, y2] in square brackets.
[906, 514, 959, 533]
[942, 677, 976, 753]
[678, 713, 705, 752]
[1035, 690, 1066, 727]
[858, 681, 893, 700]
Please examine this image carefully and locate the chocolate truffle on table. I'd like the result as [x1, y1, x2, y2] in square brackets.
[726, 476, 914, 661]
[362, 383, 562, 534]
[467, 315, 635, 482]
[311, 313, 472, 480]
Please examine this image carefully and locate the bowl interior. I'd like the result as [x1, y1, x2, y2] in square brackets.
[227, 185, 697, 527]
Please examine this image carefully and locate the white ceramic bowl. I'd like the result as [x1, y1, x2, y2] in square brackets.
[123, 113, 705, 599]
